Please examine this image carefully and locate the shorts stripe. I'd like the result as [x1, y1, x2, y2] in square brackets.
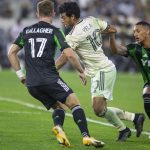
[100, 71, 104, 90]
[57, 79, 69, 92]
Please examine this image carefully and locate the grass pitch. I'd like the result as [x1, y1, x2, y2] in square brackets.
[0, 70, 149, 150]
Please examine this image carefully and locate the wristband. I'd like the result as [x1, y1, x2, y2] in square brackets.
[16, 70, 25, 78]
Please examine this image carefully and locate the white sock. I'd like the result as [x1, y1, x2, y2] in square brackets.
[104, 108, 126, 131]
[108, 107, 135, 121]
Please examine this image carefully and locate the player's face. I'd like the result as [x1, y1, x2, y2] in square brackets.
[60, 13, 75, 27]
[133, 25, 149, 43]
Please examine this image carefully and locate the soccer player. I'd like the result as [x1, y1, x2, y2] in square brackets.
[109, 21, 150, 120]
[57, 2, 145, 141]
[7, 0, 104, 148]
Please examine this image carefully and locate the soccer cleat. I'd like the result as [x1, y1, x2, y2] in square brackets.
[117, 127, 131, 141]
[83, 136, 105, 148]
[52, 126, 70, 147]
[134, 113, 145, 137]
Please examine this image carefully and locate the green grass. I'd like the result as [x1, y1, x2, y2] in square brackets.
[0, 70, 149, 150]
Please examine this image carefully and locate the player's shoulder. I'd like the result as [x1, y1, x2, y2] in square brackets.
[68, 17, 93, 35]
[22, 22, 39, 32]
[26, 22, 58, 29]
[86, 16, 105, 22]
[127, 42, 141, 49]
[85, 16, 96, 20]
[25, 22, 40, 29]
[24, 22, 61, 35]
[86, 16, 107, 28]
[83, 16, 99, 24]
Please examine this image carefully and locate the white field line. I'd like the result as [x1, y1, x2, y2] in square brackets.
[0, 110, 43, 115]
[0, 96, 150, 136]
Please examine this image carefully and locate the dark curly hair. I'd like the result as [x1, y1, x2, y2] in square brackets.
[59, 2, 80, 19]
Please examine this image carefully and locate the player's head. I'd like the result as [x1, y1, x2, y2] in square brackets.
[59, 2, 80, 27]
[133, 21, 150, 43]
[36, 0, 54, 18]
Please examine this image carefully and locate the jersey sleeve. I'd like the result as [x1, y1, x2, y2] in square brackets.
[126, 43, 136, 57]
[54, 29, 70, 52]
[65, 34, 80, 51]
[95, 18, 108, 32]
[13, 31, 26, 48]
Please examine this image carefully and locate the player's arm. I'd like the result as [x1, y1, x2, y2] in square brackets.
[54, 29, 87, 85]
[7, 44, 26, 84]
[54, 29, 69, 70]
[101, 25, 117, 34]
[54, 28, 82, 71]
[109, 33, 128, 56]
[64, 48, 87, 86]
[63, 48, 83, 73]
[96, 18, 116, 34]
[55, 52, 68, 70]
[56, 47, 87, 85]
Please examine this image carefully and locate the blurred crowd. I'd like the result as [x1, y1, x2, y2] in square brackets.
[0, 0, 149, 72]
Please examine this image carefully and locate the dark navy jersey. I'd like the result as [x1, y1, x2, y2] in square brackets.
[126, 43, 150, 84]
[14, 21, 70, 86]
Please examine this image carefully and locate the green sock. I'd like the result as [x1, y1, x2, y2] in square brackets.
[104, 107, 126, 131]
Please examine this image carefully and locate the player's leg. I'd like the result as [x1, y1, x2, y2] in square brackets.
[92, 98, 125, 130]
[50, 79, 90, 138]
[50, 78, 104, 147]
[51, 103, 71, 147]
[52, 102, 67, 128]
[27, 85, 70, 147]
[92, 97, 131, 141]
[65, 93, 105, 147]
[108, 107, 145, 137]
[108, 107, 135, 121]
[91, 69, 131, 141]
[143, 84, 150, 119]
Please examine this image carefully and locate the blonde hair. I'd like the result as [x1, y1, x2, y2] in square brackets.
[37, 0, 54, 17]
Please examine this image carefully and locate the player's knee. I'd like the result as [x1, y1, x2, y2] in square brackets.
[65, 93, 80, 109]
[92, 99, 107, 117]
[52, 102, 62, 109]
[143, 94, 150, 119]
[93, 106, 107, 117]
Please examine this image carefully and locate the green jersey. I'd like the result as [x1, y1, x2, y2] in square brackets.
[127, 43, 150, 84]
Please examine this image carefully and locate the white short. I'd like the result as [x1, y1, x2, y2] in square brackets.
[91, 68, 116, 100]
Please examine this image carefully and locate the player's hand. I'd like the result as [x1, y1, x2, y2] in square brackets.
[20, 76, 26, 85]
[16, 70, 26, 85]
[109, 25, 117, 33]
[103, 25, 117, 34]
[79, 72, 87, 86]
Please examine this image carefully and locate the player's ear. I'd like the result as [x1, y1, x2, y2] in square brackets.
[71, 15, 75, 20]
[36, 12, 39, 18]
[52, 10, 56, 17]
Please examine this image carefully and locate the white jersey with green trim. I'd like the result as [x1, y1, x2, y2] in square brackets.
[66, 16, 115, 77]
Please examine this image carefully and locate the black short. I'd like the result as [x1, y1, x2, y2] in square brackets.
[27, 77, 73, 110]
